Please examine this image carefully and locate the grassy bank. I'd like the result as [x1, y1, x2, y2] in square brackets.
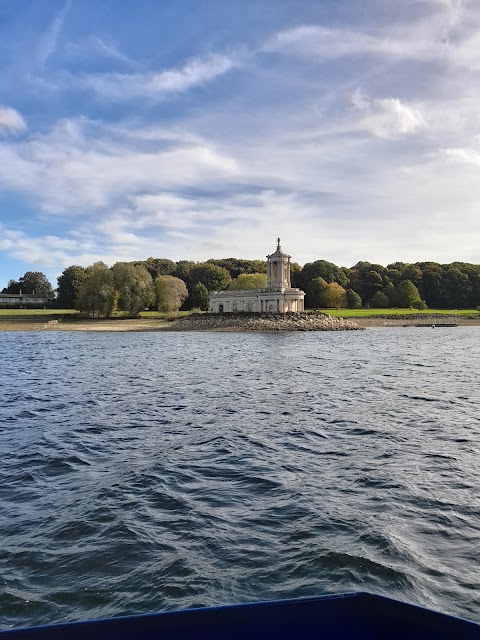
[0, 309, 190, 320]
[0, 309, 78, 317]
[320, 308, 478, 317]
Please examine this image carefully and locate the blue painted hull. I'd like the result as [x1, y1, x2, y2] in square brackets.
[1, 592, 479, 639]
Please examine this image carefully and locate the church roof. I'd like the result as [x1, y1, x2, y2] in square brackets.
[267, 238, 290, 259]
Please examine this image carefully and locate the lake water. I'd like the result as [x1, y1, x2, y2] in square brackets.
[0, 328, 479, 630]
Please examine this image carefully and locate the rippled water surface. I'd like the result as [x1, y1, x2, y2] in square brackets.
[0, 328, 479, 629]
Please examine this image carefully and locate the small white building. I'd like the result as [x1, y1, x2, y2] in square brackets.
[0, 293, 49, 308]
[209, 239, 305, 313]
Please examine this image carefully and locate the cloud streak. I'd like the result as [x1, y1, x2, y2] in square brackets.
[36, 0, 72, 68]
[69, 53, 235, 100]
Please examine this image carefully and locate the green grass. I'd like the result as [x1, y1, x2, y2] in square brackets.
[0, 309, 196, 319]
[318, 308, 478, 317]
[0, 309, 79, 316]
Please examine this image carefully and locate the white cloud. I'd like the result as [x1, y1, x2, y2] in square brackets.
[36, 0, 71, 67]
[263, 25, 439, 62]
[0, 106, 27, 133]
[0, 118, 238, 214]
[0, 226, 93, 270]
[349, 90, 426, 138]
[262, 2, 480, 73]
[437, 146, 480, 166]
[70, 53, 235, 100]
[3, 0, 480, 277]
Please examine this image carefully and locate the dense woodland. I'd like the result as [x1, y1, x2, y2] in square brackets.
[2, 257, 480, 315]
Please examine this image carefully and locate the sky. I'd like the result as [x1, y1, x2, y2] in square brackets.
[1, 0, 480, 289]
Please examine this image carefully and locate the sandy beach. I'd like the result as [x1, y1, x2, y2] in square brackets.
[0, 318, 172, 332]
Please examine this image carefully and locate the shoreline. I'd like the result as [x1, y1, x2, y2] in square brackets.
[0, 315, 479, 332]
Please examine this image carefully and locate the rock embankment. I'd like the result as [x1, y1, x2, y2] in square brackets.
[168, 311, 363, 332]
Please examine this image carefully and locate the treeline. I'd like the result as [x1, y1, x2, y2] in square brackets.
[292, 260, 480, 310]
[2, 257, 480, 314]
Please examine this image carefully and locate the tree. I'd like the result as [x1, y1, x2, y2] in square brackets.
[56, 266, 87, 308]
[112, 263, 155, 316]
[306, 277, 329, 308]
[140, 258, 176, 280]
[290, 263, 303, 288]
[76, 262, 117, 316]
[172, 260, 196, 285]
[17, 272, 55, 298]
[207, 258, 267, 278]
[442, 266, 471, 308]
[1, 279, 21, 294]
[189, 282, 209, 311]
[189, 263, 231, 291]
[349, 262, 389, 302]
[370, 291, 390, 308]
[383, 282, 396, 305]
[301, 260, 350, 290]
[395, 279, 424, 308]
[155, 275, 188, 312]
[323, 282, 347, 308]
[346, 288, 362, 309]
[420, 262, 445, 307]
[229, 273, 267, 290]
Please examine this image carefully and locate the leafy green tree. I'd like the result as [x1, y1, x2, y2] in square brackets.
[190, 263, 231, 291]
[189, 282, 209, 311]
[1, 279, 21, 294]
[306, 277, 329, 308]
[386, 262, 406, 285]
[76, 262, 117, 316]
[383, 282, 396, 305]
[401, 264, 423, 288]
[370, 291, 390, 308]
[324, 282, 347, 308]
[349, 262, 389, 301]
[229, 273, 267, 290]
[155, 275, 188, 312]
[345, 288, 362, 309]
[172, 261, 196, 285]
[301, 260, 350, 289]
[140, 258, 176, 279]
[16, 272, 55, 298]
[112, 263, 155, 316]
[395, 279, 424, 308]
[420, 262, 444, 307]
[56, 266, 87, 308]
[290, 262, 303, 288]
[207, 258, 267, 278]
[442, 266, 471, 308]
[412, 299, 427, 310]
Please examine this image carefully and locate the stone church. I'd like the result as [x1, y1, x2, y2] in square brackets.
[209, 239, 305, 313]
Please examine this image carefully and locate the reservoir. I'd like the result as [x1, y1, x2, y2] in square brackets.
[0, 328, 479, 629]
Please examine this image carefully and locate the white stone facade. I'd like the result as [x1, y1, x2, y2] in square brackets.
[209, 239, 305, 313]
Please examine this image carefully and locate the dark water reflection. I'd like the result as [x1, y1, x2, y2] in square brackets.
[0, 328, 479, 628]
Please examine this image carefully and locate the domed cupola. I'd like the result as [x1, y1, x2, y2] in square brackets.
[267, 238, 291, 291]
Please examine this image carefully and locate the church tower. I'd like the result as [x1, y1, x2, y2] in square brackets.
[267, 238, 291, 291]
[208, 238, 304, 313]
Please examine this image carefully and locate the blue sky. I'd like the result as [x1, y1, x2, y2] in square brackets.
[1, 0, 480, 289]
